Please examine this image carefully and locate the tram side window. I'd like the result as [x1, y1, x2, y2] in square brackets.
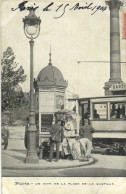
[110, 102, 126, 120]
[93, 103, 107, 120]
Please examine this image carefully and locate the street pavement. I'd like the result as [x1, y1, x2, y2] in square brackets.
[2, 126, 126, 177]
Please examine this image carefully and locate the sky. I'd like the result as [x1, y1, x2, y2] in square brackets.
[1, 0, 126, 97]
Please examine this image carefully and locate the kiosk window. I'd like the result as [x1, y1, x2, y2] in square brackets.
[110, 102, 126, 120]
[41, 114, 53, 132]
[93, 103, 107, 120]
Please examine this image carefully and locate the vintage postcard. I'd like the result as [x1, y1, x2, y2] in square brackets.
[1, 0, 126, 193]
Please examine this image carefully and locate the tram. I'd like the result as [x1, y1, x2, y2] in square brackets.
[69, 95, 126, 154]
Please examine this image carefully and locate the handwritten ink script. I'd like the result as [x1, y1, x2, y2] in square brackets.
[11, 1, 107, 18]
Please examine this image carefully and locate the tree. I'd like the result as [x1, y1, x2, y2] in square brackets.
[1, 47, 27, 111]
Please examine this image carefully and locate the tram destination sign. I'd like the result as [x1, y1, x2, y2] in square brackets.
[80, 101, 88, 104]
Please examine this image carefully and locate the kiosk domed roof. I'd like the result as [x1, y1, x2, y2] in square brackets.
[36, 49, 68, 88]
[37, 64, 64, 82]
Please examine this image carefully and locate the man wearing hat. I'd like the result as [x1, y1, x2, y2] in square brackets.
[79, 119, 94, 160]
[49, 120, 64, 162]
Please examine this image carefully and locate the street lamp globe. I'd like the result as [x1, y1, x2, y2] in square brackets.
[26, 26, 37, 36]
[23, 7, 41, 39]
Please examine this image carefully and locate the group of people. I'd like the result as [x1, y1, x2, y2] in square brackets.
[111, 104, 126, 119]
[49, 118, 94, 162]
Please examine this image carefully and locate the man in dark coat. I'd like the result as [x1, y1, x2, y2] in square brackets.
[49, 120, 64, 162]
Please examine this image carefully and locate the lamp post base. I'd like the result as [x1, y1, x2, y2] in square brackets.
[26, 154, 39, 164]
[25, 128, 39, 164]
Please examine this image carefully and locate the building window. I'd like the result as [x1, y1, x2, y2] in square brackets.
[110, 102, 126, 120]
[93, 103, 107, 120]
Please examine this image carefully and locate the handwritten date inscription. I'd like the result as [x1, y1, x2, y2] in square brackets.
[11, 1, 107, 19]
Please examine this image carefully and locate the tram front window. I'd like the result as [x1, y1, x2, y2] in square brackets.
[110, 102, 126, 120]
[93, 103, 107, 120]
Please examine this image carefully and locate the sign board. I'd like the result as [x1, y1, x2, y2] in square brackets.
[56, 92, 64, 110]
[109, 83, 126, 91]
[39, 92, 55, 113]
[80, 101, 88, 105]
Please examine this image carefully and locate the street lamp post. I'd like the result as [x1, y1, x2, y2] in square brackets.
[23, 7, 41, 163]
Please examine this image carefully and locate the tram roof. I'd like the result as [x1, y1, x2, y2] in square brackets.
[68, 95, 126, 101]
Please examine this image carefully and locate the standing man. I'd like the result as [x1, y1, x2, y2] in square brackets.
[84, 108, 90, 120]
[49, 120, 64, 162]
[79, 119, 94, 160]
[2, 121, 9, 150]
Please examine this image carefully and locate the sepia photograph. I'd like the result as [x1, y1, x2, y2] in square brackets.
[1, 0, 126, 193]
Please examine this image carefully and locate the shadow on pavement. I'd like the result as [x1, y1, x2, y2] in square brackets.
[12, 155, 25, 163]
[8, 149, 26, 154]
[59, 167, 126, 177]
[2, 152, 25, 163]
